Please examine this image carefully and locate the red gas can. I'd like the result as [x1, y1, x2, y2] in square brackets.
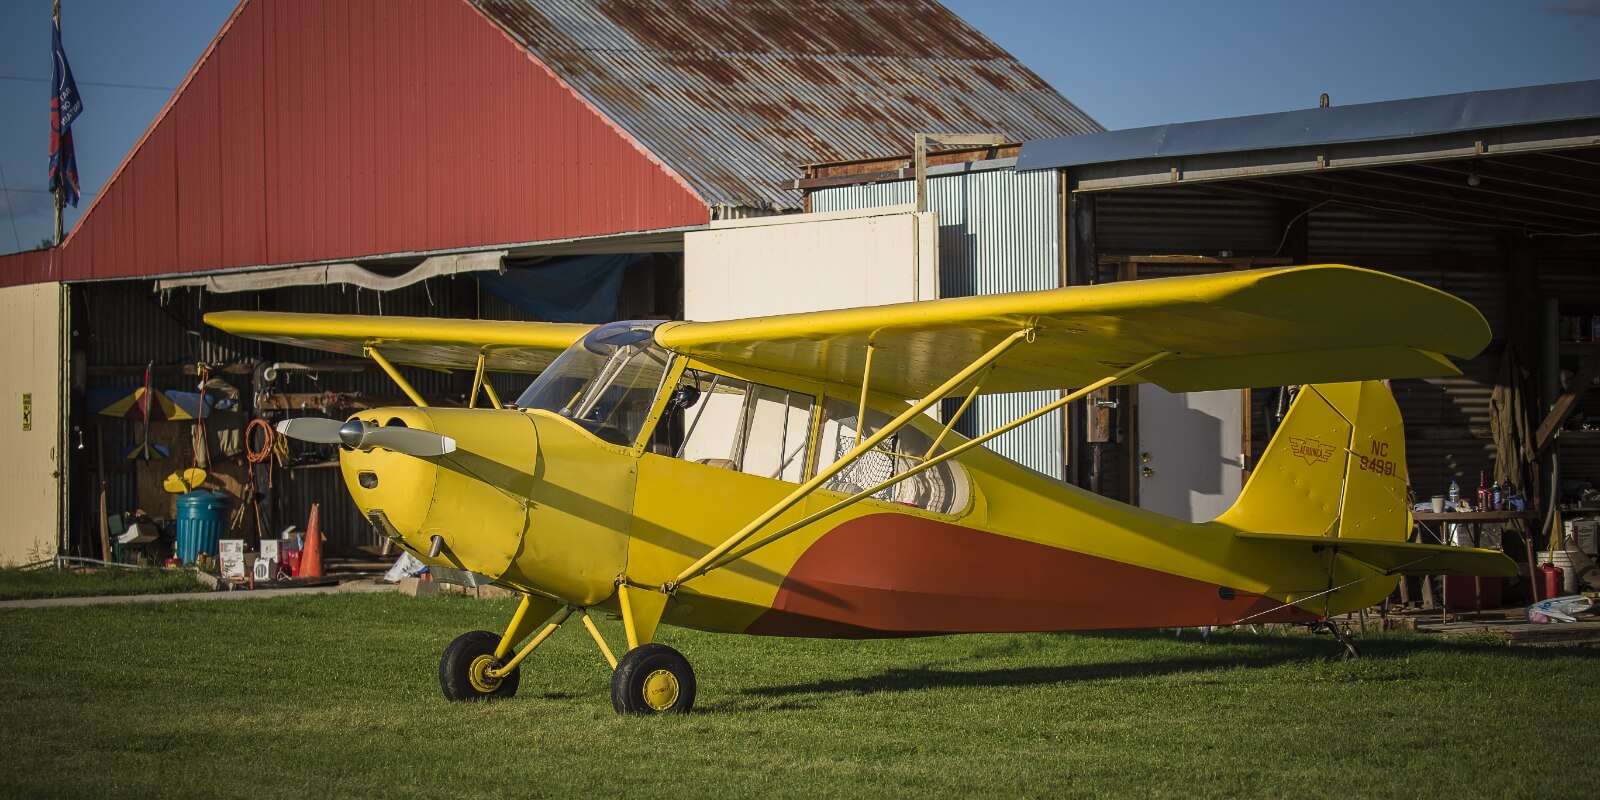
[1539, 563, 1564, 600]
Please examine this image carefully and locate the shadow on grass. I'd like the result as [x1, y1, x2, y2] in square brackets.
[734, 628, 1600, 706]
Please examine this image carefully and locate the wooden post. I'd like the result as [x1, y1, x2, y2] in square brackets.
[96, 425, 110, 562]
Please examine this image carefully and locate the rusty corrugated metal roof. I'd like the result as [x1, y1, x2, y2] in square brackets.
[470, 0, 1102, 211]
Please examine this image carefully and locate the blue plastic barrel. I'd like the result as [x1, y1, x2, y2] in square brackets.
[175, 490, 234, 564]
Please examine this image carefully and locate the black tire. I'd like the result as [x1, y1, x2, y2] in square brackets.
[610, 643, 696, 715]
[439, 630, 520, 702]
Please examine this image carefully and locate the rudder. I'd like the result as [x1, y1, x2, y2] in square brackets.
[1215, 381, 1411, 542]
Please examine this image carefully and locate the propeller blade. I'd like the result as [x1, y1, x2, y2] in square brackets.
[360, 425, 457, 457]
[276, 417, 346, 444]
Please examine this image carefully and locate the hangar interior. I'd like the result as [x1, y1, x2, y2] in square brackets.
[65, 251, 683, 561]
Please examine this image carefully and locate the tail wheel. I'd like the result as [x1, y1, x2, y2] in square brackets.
[439, 630, 520, 702]
[611, 643, 695, 715]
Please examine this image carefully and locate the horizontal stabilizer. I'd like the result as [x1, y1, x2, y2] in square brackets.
[1236, 531, 1518, 578]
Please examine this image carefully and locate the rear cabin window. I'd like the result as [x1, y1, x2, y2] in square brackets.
[813, 398, 971, 516]
[666, 371, 814, 483]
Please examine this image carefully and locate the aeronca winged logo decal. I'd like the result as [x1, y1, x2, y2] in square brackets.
[1288, 437, 1336, 466]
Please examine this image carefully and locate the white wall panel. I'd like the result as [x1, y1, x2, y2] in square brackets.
[684, 205, 938, 321]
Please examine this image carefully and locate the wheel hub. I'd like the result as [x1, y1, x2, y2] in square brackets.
[467, 654, 503, 693]
[642, 668, 680, 711]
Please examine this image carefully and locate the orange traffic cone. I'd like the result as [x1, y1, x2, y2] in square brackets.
[300, 503, 324, 578]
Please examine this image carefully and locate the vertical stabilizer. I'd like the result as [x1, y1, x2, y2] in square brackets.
[1215, 381, 1410, 542]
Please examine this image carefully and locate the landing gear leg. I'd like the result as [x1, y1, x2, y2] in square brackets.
[1322, 619, 1360, 660]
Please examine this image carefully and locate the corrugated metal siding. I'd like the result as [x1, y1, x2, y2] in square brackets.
[1096, 189, 1282, 256]
[0, 249, 58, 285]
[474, 0, 1102, 211]
[1537, 268, 1600, 304]
[12, 0, 708, 289]
[1308, 208, 1502, 258]
[813, 168, 1065, 478]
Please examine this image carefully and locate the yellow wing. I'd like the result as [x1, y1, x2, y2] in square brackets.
[203, 311, 593, 372]
[655, 264, 1488, 397]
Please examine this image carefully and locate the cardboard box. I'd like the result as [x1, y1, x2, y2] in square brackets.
[1564, 518, 1597, 554]
[252, 558, 278, 582]
[219, 539, 247, 579]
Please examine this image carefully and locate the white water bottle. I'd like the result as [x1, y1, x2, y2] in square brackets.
[1448, 480, 1460, 507]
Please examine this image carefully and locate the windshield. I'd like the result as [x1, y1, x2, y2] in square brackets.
[514, 321, 671, 446]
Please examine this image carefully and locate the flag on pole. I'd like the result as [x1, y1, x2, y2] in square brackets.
[48, 17, 84, 207]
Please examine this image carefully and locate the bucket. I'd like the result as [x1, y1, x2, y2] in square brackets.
[1537, 551, 1580, 595]
[175, 490, 234, 564]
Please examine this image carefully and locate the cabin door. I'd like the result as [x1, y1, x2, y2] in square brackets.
[1136, 386, 1245, 523]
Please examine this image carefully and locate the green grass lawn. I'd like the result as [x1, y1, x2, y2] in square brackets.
[0, 566, 202, 601]
[1, 592, 1593, 799]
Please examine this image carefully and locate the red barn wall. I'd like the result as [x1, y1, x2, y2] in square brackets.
[3, 0, 707, 287]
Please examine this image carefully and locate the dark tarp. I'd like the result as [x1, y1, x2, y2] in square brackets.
[474, 254, 645, 323]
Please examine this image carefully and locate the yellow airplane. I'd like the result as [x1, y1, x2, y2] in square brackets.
[207, 264, 1516, 714]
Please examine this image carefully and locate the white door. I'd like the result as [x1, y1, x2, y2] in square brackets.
[0, 282, 67, 564]
[1137, 386, 1244, 522]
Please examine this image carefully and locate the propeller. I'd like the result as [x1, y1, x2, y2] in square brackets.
[275, 418, 457, 457]
[275, 417, 344, 444]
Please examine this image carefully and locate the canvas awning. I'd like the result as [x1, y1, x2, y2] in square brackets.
[154, 251, 506, 293]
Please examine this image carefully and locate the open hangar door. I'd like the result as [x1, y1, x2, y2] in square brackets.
[1079, 183, 1516, 516]
[64, 250, 682, 563]
[1025, 82, 1600, 522]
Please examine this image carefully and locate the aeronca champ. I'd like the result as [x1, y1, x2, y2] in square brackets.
[207, 264, 1516, 715]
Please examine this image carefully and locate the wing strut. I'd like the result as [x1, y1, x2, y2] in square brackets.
[468, 352, 488, 409]
[662, 329, 1034, 591]
[366, 346, 428, 407]
[708, 350, 1175, 575]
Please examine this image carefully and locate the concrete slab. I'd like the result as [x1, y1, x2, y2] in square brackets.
[0, 579, 400, 610]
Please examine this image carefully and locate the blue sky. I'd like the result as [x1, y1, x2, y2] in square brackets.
[1, 0, 1597, 256]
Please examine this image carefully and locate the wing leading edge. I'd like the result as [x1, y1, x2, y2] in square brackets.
[655, 264, 1489, 398]
[204, 311, 593, 373]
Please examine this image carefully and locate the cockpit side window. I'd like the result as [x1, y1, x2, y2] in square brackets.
[812, 398, 971, 515]
[663, 370, 813, 483]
